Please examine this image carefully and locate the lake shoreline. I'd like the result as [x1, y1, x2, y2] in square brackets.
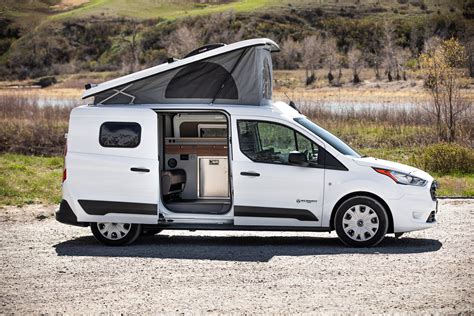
[1, 86, 473, 107]
[1, 70, 473, 107]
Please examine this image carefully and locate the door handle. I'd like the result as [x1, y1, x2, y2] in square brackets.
[131, 167, 150, 173]
[240, 171, 260, 177]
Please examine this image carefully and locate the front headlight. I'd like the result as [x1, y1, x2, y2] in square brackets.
[373, 168, 427, 186]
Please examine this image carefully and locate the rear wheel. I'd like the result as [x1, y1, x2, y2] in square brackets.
[334, 196, 388, 247]
[91, 222, 142, 246]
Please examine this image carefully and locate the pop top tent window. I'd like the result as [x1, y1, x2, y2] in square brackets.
[82, 38, 280, 106]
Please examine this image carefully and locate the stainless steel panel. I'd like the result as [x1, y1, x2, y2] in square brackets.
[198, 157, 229, 198]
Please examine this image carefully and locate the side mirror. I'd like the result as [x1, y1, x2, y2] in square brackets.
[288, 152, 308, 165]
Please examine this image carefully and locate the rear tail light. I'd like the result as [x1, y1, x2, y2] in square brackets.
[430, 181, 438, 201]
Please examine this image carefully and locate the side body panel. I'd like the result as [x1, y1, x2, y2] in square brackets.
[231, 115, 325, 227]
[320, 158, 437, 233]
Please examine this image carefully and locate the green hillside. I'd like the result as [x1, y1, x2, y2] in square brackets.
[49, 0, 467, 20]
[2, 0, 467, 25]
[0, 0, 471, 80]
[52, 0, 279, 20]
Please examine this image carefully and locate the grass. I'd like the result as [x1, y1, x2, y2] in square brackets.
[435, 174, 474, 197]
[0, 154, 63, 206]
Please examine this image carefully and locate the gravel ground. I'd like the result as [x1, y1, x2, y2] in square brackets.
[0, 200, 473, 314]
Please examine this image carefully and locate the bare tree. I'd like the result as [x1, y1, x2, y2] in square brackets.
[322, 37, 344, 85]
[420, 36, 443, 136]
[274, 36, 301, 69]
[118, 22, 142, 73]
[419, 38, 471, 142]
[466, 39, 474, 78]
[302, 34, 323, 85]
[165, 25, 201, 58]
[393, 47, 412, 80]
[462, 22, 474, 78]
[382, 20, 397, 81]
[366, 50, 384, 81]
[347, 47, 365, 84]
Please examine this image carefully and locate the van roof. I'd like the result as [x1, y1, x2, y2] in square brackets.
[84, 101, 303, 120]
[83, 38, 279, 106]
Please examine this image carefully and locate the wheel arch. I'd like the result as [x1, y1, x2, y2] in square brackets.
[329, 191, 394, 233]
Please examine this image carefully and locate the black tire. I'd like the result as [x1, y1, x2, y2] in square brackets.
[141, 228, 163, 236]
[334, 196, 389, 247]
[91, 222, 142, 246]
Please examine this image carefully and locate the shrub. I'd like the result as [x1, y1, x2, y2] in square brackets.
[35, 76, 57, 88]
[414, 143, 474, 174]
[0, 94, 74, 156]
[0, 119, 68, 156]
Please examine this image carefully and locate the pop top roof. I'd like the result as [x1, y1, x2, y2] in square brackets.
[82, 38, 280, 106]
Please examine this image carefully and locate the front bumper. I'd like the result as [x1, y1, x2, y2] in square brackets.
[387, 181, 438, 233]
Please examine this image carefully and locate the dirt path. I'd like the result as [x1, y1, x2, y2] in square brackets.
[0, 200, 472, 314]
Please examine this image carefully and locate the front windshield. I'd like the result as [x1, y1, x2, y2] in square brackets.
[294, 117, 361, 157]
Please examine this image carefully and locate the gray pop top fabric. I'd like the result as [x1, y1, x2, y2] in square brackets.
[91, 46, 274, 106]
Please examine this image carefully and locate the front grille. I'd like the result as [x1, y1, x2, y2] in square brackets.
[426, 211, 436, 223]
[430, 181, 438, 201]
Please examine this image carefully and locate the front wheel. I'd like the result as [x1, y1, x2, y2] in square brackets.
[334, 196, 388, 247]
[91, 222, 142, 246]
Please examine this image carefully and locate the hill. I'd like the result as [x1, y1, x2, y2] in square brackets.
[0, 0, 472, 80]
[2, 0, 468, 26]
[51, 0, 277, 20]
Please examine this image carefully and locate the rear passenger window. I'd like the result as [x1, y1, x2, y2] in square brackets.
[99, 122, 141, 148]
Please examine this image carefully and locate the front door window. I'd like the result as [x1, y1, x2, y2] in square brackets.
[237, 120, 320, 166]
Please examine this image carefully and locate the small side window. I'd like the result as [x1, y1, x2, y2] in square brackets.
[99, 122, 141, 148]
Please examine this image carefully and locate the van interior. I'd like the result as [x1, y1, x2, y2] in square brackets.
[158, 112, 231, 214]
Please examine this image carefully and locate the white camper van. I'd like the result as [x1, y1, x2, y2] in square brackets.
[56, 38, 438, 247]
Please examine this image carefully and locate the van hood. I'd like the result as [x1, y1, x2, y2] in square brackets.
[352, 157, 433, 181]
